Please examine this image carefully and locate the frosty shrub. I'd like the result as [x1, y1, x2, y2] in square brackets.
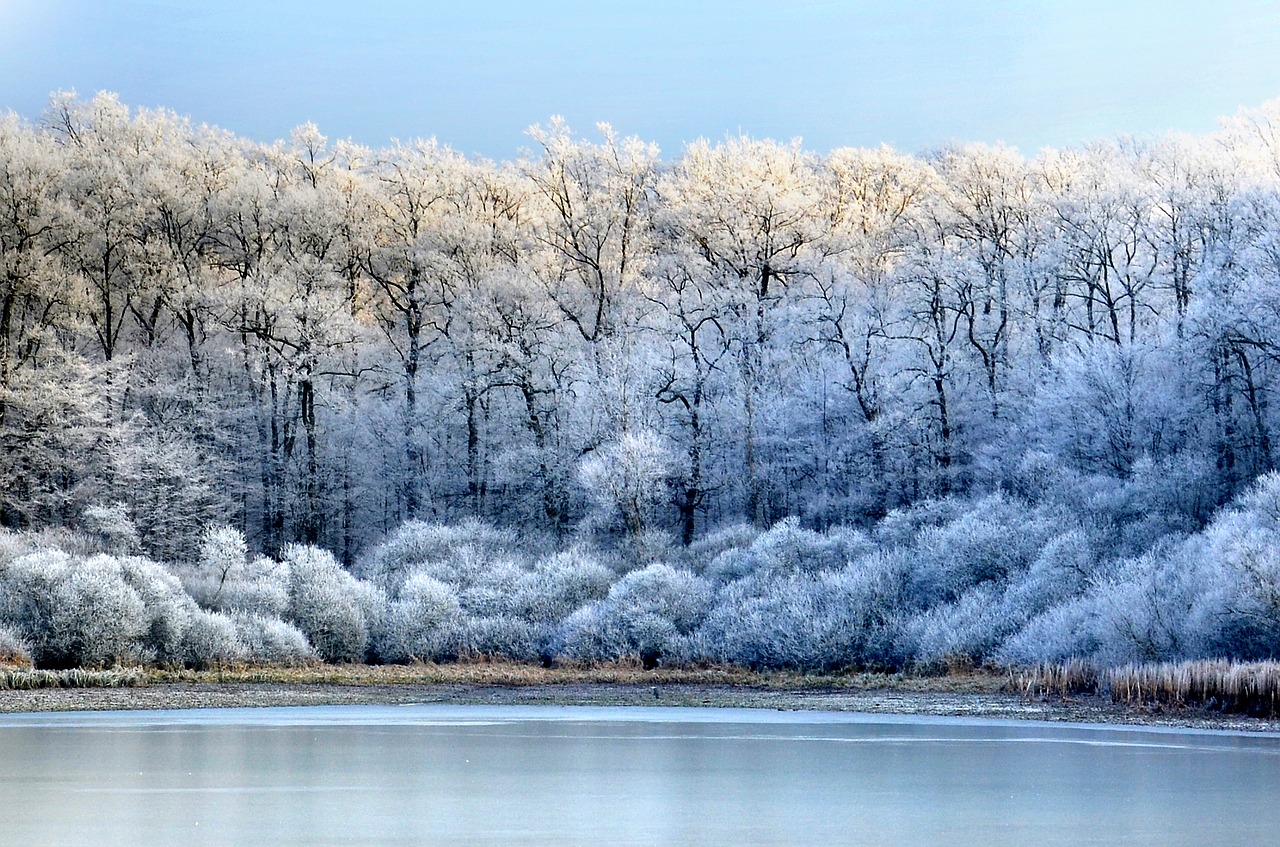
[902, 496, 1053, 606]
[608, 564, 712, 634]
[81, 503, 141, 555]
[456, 559, 525, 618]
[904, 584, 1009, 667]
[996, 539, 1208, 667]
[459, 615, 539, 662]
[698, 573, 825, 668]
[905, 527, 1101, 667]
[282, 544, 371, 663]
[5, 550, 201, 668]
[554, 605, 627, 663]
[0, 529, 33, 570]
[218, 556, 291, 618]
[46, 556, 148, 668]
[1150, 475, 1280, 660]
[1087, 545, 1208, 665]
[0, 551, 176, 667]
[176, 527, 290, 618]
[355, 519, 520, 595]
[182, 609, 244, 669]
[375, 573, 462, 663]
[702, 552, 911, 670]
[998, 529, 1097, 622]
[0, 549, 73, 654]
[873, 499, 967, 549]
[681, 523, 760, 573]
[996, 597, 1101, 666]
[705, 518, 872, 584]
[229, 613, 317, 666]
[511, 552, 614, 626]
[558, 564, 711, 665]
[114, 555, 200, 665]
[182, 525, 250, 608]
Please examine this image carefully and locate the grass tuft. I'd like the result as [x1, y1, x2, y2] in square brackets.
[0, 667, 147, 690]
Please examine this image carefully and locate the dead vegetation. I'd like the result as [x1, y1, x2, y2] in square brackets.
[1018, 659, 1280, 717]
[0, 668, 147, 690]
[8, 658, 1280, 718]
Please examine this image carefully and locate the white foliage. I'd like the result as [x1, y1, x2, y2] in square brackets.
[578, 429, 674, 536]
[230, 612, 317, 666]
[182, 609, 244, 669]
[46, 556, 148, 668]
[282, 544, 370, 663]
[376, 573, 462, 663]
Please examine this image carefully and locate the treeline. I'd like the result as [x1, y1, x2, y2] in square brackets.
[5, 92, 1280, 560]
[4, 470, 1280, 671]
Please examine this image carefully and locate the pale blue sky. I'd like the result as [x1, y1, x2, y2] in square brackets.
[2, 0, 1279, 158]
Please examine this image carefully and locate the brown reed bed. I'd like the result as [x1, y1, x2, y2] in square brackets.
[1013, 658, 1102, 700]
[69, 658, 1009, 694]
[1019, 659, 1280, 717]
[1107, 660, 1280, 716]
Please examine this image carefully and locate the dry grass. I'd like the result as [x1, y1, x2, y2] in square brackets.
[1107, 660, 1280, 716]
[140, 659, 1012, 693]
[0, 667, 147, 690]
[0, 658, 1020, 697]
[1018, 659, 1280, 716]
[1014, 659, 1102, 700]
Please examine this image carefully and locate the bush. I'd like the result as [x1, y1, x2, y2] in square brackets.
[46, 556, 148, 668]
[512, 552, 614, 626]
[558, 564, 712, 665]
[997, 598, 1102, 666]
[182, 609, 243, 669]
[115, 555, 202, 665]
[81, 503, 141, 555]
[705, 518, 873, 583]
[230, 613, 316, 665]
[179, 527, 290, 617]
[903, 584, 1008, 666]
[375, 573, 462, 663]
[459, 615, 539, 661]
[282, 544, 371, 663]
[0, 549, 73, 656]
[681, 523, 760, 573]
[0, 622, 32, 666]
[355, 519, 520, 595]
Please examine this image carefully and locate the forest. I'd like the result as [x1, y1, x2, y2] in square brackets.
[3, 91, 1280, 671]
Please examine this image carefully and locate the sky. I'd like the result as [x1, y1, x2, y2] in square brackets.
[2, 0, 1279, 160]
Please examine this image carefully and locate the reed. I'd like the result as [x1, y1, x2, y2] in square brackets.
[1018, 659, 1280, 716]
[0, 667, 147, 690]
[1106, 660, 1280, 716]
[1013, 659, 1101, 700]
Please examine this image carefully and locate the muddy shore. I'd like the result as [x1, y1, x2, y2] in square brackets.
[3, 678, 1277, 733]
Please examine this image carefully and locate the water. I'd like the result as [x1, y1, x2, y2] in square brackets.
[0, 704, 1277, 846]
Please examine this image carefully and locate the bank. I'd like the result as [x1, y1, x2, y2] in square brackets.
[2, 661, 1278, 732]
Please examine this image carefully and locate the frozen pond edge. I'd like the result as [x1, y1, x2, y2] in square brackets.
[2, 696, 1280, 742]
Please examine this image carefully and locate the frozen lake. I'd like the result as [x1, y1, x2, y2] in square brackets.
[1, 704, 1277, 846]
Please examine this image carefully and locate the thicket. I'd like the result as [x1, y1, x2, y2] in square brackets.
[5, 472, 1280, 672]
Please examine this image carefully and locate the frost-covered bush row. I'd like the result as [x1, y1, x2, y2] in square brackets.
[0, 528, 319, 669]
[11, 475, 1280, 671]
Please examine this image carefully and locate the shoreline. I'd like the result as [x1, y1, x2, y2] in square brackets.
[3, 674, 1279, 733]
